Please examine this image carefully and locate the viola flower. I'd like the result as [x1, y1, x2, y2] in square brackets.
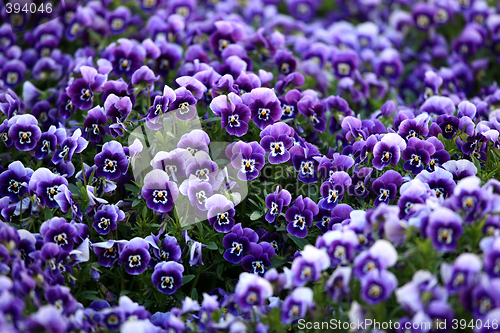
[415, 168, 456, 199]
[425, 137, 451, 172]
[360, 269, 398, 305]
[325, 266, 352, 302]
[150, 234, 182, 264]
[290, 245, 330, 287]
[290, 142, 321, 183]
[259, 122, 294, 164]
[40, 217, 76, 253]
[265, 186, 292, 223]
[54, 184, 82, 222]
[274, 49, 297, 75]
[107, 6, 131, 34]
[450, 176, 492, 223]
[286, 195, 319, 238]
[93, 240, 127, 267]
[142, 169, 179, 214]
[426, 207, 463, 252]
[209, 21, 245, 58]
[205, 194, 235, 233]
[151, 148, 191, 182]
[152, 261, 184, 294]
[155, 41, 183, 77]
[177, 130, 210, 156]
[223, 225, 252, 264]
[104, 94, 132, 124]
[241, 242, 275, 276]
[119, 237, 151, 275]
[0, 161, 32, 203]
[353, 240, 398, 279]
[110, 38, 146, 77]
[228, 141, 266, 181]
[67, 66, 107, 111]
[176, 76, 207, 100]
[412, 2, 436, 31]
[442, 159, 477, 181]
[52, 129, 88, 165]
[146, 85, 176, 122]
[233, 272, 273, 312]
[332, 49, 359, 79]
[29, 168, 68, 209]
[483, 236, 500, 278]
[398, 115, 430, 141]
[281, 287, 314, 324]
[279, 89, 301, 120]
[83, 106, 108, 145]
[401, 137, 436, 175]
[170, 87, 197, 121]
[131, 65, 159, 86]
[297, 95, 327, 133]
[94, 141, 129, 180]
[347, 167, 373, 198]
[8, 114, 41, 151]
[375, 49, 404, 83]
[318, 172, 351, 210]
[210, 93, 251, 137]
[0, 59, 26, 88]
[185, 151, 218, 184]
[372, 133, 407, 170]
[441, 253, 482, 294]
[244, 87, 282, 130]
[316, 229, 359, 266]
[92, 204, 125, 235]
[437, 115, 459, 140]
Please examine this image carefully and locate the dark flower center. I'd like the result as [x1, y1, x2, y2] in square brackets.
[282, 104, 294, 116]
[231, 241, 243, 256]
[216, 211, 230, 225]
[246, 291, 259, 304]
[410, 154, 422, 167]
[327, 189, 339, 203]
[354, 181, 366, 195]
[337, 63, 351, 76]
[321, 216, 331, 226]
[19, 131, 32, 144]
[477, 297, 492, 314]
[195, 168, 210, 182]
[270, 142, 285, 156]
[453, 272, 465, 287]
[381, 151, 392, 163]
[186, 147, 198, 155]
[300, 161, 314, 175]
[270, 240, 279, 252]
[119, 58, 131, 71]
[80, 88, 94, 102]
[363, 260, 377, 273]
[161, 275, 175, 289]
[104, 246, 118, 258]
[59, 145, 70, 159]
[406, 129, 417, 141]
[107, 314, 119, 326]
[65, 99, 73, 111]
[334, 245, 346, 261]
[128, 255, 141, 267]
[434, 187, 445, 198]
[178, 102, 190, 115]
[252, 261, 265, 274]
[444, 124, 454, 133]
[196, 190, 207, 205]
[228, 114, 240, 127]
[416, 14, 430, 29]
[159, 59, 170, 70]
[53, 233, 68, 246]
[153, 190, 168, 204]
[257, 108, 270, 121]
[98, 217, 110, 230]
[241, 159, 256, 173]
[270, 201, 278, 215]
[103, 159, 118, 173]
[8, 179, 20, 194]
[280, 63, 290, 74]
[293, 214, 306, 230]
[46, 185, 60, 201]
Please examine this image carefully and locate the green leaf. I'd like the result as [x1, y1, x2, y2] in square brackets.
[191, 288, 198, 301]
[201, 117, 221, 124]
[206, 242, 218, 250]
[288, 235, 310, 250]
[216, 264, 224, 280]
[250, 211, 263, 221]
[182, 275, 196, 285]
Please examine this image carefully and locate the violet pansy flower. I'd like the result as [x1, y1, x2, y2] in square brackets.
[152, 261, 184, 294]
[0, 161, 33, 203]
[401, 137, 436, 175]
[40, 217, 76, 253]
[259, 122, 295, 164]
[372, 133, 407, 170]
[222, 224, 252, 264]
[67, 66, 107, 111]
[94, 141, 129, 180]
[210, 93, 251, 137]
[285, 195, 319, 238]
[141, 169, 179, 214]
[119, 237, 151, 275]
[243, 87, 282, 130]
[426, 207, 463, 252]
[265, 186, 292, 223]
[228, 141, 266, 181]
[92, 204, 126, 235]
[233, 272, 273, 312]
[241, 242, 275, 276]
[8, 114, 41, 151]
[360, 269, 398, 305]
[205, 194, 235, 233]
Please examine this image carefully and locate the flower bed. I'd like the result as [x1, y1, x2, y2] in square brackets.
[1, 0, 500, 332]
